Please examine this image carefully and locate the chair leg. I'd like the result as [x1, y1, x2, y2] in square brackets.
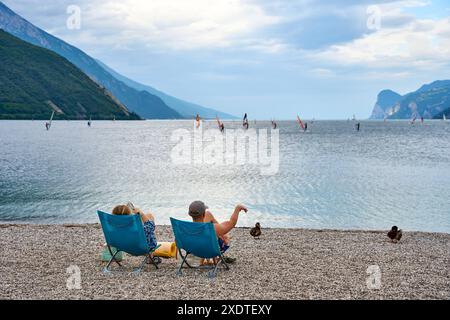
[103, 249, 122, 274]
[208, 255, 229, 279]
[208, 265, 219, 279]
[147, 254, 159, 270]
[132, 255, 150, 275]
[220, 254, 230, 270]
[178, 249, 195, 268]
[176, 250, 190, 276]
[208, 260, 221, 279]
[104, 247, 161, 275]
[107, 245, 122, 267]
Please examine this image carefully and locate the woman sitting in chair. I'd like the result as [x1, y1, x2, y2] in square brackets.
[112, 204, 158, 257]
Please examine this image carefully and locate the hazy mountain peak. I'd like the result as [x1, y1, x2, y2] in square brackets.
[96, 60, 237, 119]
[377, 90, 402, 107]
[370, 90, 403, 119]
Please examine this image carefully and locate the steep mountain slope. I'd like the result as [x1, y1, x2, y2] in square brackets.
[0, 30, 140, 120]
[390, 84, 450, 119]
[370, 90, 403, 119]
[0, 1, 181, 119]
[416, 80, 450, 93]
[369, 81, 450, 120]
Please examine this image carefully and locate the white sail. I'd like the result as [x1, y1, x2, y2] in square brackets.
[49, 111, 55, 124]
[45, 111, 55, 131]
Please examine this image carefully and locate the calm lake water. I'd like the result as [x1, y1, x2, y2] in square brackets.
[1, 120, 449, 232]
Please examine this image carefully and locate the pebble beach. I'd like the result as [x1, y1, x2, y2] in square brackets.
[0, 224, 449, 300]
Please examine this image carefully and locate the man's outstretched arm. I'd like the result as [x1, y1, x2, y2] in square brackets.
[214, 204, 248, 237]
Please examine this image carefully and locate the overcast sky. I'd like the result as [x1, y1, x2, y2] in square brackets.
[4, 0, 450, 119]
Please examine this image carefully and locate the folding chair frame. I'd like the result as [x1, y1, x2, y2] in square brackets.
[103, 244, 161, 275]
[176, 248, 229, 279]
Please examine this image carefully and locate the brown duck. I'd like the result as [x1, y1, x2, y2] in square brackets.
[250, 222, 261, 239]
[387, 226, 402, 243]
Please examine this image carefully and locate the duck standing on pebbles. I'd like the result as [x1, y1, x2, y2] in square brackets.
[250, 222, 261, 239]
[387, 226, 403, 243]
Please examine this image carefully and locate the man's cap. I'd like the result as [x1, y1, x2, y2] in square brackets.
[188, 201, 207, 217]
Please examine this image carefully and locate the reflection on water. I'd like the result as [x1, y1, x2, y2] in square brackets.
[0, 120, 449, 232]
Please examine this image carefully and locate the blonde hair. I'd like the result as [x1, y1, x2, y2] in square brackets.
[112, 205, 131, 215]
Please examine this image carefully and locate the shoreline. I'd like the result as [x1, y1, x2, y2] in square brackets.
[1, 223, 449, 300]
[1, 222, 449, 236]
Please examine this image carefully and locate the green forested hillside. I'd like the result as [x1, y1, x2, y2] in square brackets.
[0, 29, 140, 120]
[0, 2, 181, 119]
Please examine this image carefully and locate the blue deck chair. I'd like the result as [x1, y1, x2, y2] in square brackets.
[170, 217, 229, 278]
[97, 210, 161, 274]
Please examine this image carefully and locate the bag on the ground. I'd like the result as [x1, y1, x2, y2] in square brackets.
[101, 245, 124, 262]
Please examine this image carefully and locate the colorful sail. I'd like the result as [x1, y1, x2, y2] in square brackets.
[195, 114, 201, 128]
[216, 115, 224, 132]
[242, 113, 249, 129]
[297, 115, 305, 130]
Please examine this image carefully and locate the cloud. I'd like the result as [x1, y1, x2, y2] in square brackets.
[2, 0, 411, 53]
[3, 0, 286, 52]
[56, 0, 282, 51]
[308, 68, 336, 79]
[306, 1, 450, 75]
[314, 18, 450, 70]
[4, 0, 415, 55]
[5, 0, 449, 75]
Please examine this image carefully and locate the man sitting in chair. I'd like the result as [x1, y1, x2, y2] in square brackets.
[188, 201, 248, 265]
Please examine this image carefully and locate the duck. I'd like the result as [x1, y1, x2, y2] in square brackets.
[250, 222, 261, 239]
[387, 226, 402, 243]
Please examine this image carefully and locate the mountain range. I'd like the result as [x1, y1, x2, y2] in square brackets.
[370, 80, 450, 120]
[0, 1, 234, 120]
[96, 60, 236, 119]
[0, 30, 140, 120]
